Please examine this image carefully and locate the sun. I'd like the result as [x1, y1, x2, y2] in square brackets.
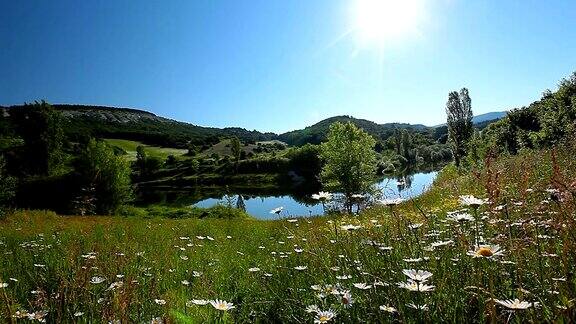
[352, 0, 425, 46]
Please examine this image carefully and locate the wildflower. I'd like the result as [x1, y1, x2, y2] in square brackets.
[374, 281, 389, 287]
[494, 298, 538, 310]
[154, 299, 166, 305]
[151, 317, 163, 324]
[430, 240, 454, 248]
[403, 257, 424, 263]
[187, 299, 209, 306]
[340, 291, 353, 308]
[180, 255, 189, 261]
[340, 224, 362, 231]
[397, 280, 435, 292]
[226, 235, 232, 239]
[287, 219, 298, 223]
[306, 304, 320, 313]
[210, 299, 235, 311]
[378, 198, 404, 206]
[408, 223, 423, 230]
[294, 266, 308, 271]
[404, 269, 431, 281]
[447, 212, 474, 222]
[248, 267, 260, 272]
[294, 248, 303, 253]
[192, 271, 202, 277]
[314, 309, 336, 323]
[0, 282, 7, 288]
[459, 195, 487, 208]
[107, 281, 123, 291]
[74, 312, 84, 317]
[353, 283, 372, 290]
[312, 192, 332, 200]
[467, 245, 505, 258]
[379, 305, 397, 313]
[336, 274, 352, 280]
[13, 310, 29, 319]
[406, 303, 429, 311]
[181, 280, 190, 286]
[27, 311, 48, 322]
[90, 276, 105, 284]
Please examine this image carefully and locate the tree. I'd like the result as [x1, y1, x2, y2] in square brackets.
[401, 129, 413, 163]
[320, 122, 377, 213]
[0, 109, 11, 137]
[394, 128, 402, 155]
[445, 88, 473, 167]
[136, 145, 147, 175]
[10, 101, 65, 175]
[186, 143, 197, 157]
[76, 139, 133, 215]
[230, 137, 241, 172]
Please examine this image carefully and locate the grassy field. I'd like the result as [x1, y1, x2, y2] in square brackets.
[104, 139, 189, 161]
[1, 143, 576, 322]
[200, 139, 287, 157]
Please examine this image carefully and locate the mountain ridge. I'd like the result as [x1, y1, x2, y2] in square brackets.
[1, 103, 506, 147]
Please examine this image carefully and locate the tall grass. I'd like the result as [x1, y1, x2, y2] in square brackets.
[1, 142, 576, 322]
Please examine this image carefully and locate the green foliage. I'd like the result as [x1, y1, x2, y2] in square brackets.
[474, 72, 576, 161]
[230, 137, 241, 162]
[165, 155, 177, 166]
[136, 145, 147, 175]
[121, 204, 250, 219]
[0, 156, 16, 218]
[76, 139, 133, 215]
[445, 88, 474, 167]
[8, 101, 65, 176]
[285, 144, 322, 179]
[320, 122, 377, 212]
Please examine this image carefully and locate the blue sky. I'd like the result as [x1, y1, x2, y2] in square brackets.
[1, 0, 575, 133]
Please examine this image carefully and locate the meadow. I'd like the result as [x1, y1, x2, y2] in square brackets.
[1, 141, 576, 323]
[104, 139, 189, 162]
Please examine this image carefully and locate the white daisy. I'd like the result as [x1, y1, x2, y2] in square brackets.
[210, 299, 235, 311]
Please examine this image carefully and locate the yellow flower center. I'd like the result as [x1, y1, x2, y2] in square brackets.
[319, 316, 329, 322]
[477, 247, 494, 257]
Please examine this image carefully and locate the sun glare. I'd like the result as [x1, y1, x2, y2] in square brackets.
[353, 0, 424, 46]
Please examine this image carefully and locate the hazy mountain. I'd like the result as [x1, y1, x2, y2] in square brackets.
[472, 111, 507, 124]
[434, 111, 507, 127]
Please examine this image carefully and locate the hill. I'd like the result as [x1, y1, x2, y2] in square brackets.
[278, 115, 429, 146]
[433, 111, 507, 128]
[1, 104, 277, 149]
[1, 104, 506, 148]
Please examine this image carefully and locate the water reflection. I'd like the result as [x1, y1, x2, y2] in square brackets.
[136, 171, 438, 219]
